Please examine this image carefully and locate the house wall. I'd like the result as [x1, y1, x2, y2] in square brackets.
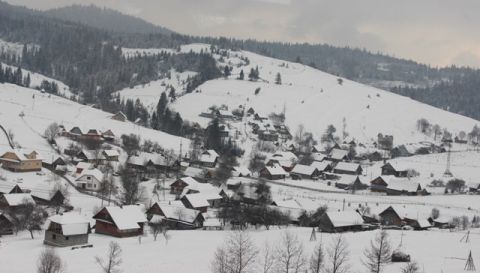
[95, 221, 144, 238]
[76, 176, 101, 191]
[380, 210, 402, 226]
[44, 231, 88, 247]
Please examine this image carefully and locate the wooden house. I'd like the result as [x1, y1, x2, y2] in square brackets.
[44, 213, 90, 247]
[75, 162, 92, 175]
[180, 193, 210, 213]
[328, 149, 350, 162]
[42, 154, 66, 171]
[385, 179, 428, 196]
[199, 150, 219, 168]
[0, 151, 42, 172]
[266, 152, 298, 172]
[102, 130, 116, 142]
[0, 193, 35, 209]
[381, 162, 410, 177]
[232, 166, 252, 177]
[147, 203, 204, 230]
[83, 129, 102, 142]
[334, 176, 369, 191]
[310, 161, 332, 173]
[290, 164, 320, 180]
[170, 177, 200, 195]
[111, 111, 127, 122]
[370, 176, 390, 193]
[378, 206, 405, 226]
[77, 150, 106, 165]
[260, 164, 287, 180]
[31, 189, 65, 207]
[103, 150, 120, 162]
[93, 205, 147, 237]
[247, 107, 255, 116]
[333, 162, 362, 175]
[403, 217, 432, 230]
[258, 130, 279, 142]
[68, 127, 83, 139]
[75, 168, 103, 191]
[0, 212, 15, 235]
[318, 211, 364, 233]
[0, 182, 24, 195]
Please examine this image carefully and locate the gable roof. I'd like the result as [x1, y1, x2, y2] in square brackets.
[310, 161, 331, 171]
[329, 149, 349, 160]
[2, 193, 34, 206]
[335, 162, 361, 173]
[386, 178, 421, 192]
[76, 162, 93, 170]
[291, 164, 317, 176]
[103, 149, 120, 157]
[182, 193, 210, 208]
[326, 211, 364, 227]
[200, 150, 218, 163]
[154, 203, 202, 224]
[48, 213, 90, 235]
[264, 164, 287, 176]
[77, 168, 103, 182]
[97, 205, 147, 230]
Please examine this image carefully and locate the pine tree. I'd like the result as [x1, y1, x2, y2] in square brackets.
[24, 73, 31, 87]
[223, 66, 231, 78]
[275, 72, 282, 85]
[206, 118, 222, 151]
[239, 69, 245, 80]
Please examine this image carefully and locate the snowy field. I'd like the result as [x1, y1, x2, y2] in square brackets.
[0, 83, 189, 154]
[1, 227, 479, 273]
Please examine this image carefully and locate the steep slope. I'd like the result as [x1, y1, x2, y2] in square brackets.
[171, 48, 479, 145]
[0, 83, 189, 155]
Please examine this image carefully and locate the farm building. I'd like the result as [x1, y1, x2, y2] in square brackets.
[170, 177, 201, 195]
[381, 162, 410, 177]
[30, 189, 66, 207]
[198, 150, 219, 168]
[93, 205, 147, 237]
[334, 175, 369, 191]
[318, 211, 365, 233]
[385, 179, 428, 196]
[147, 203, 204, 230]
[328, 149, 350, 162]
[44, 213, 91, 247]
[369, 176, 392, 193]
[266, 152, 298, 171]
[378, 206, 405, 226]
[68, 127, 83, 139]
[102, 129, 116, 142]
[111, 111, 127, 122]
[310, 161, 332, 173]
[0, 150, 42, 172]
[180, 193, 211, 213]
[41, 154, 66, 171]
[333, 162, 362, 175]
[102, 150, 120, 162]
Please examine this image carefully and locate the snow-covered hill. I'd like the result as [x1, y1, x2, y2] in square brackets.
[169, 48, 479, 144]
[0, 83, 189, 155]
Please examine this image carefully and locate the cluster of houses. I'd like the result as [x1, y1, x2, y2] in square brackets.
[60, 126, 117, 143]
[247, 109, 292, 143]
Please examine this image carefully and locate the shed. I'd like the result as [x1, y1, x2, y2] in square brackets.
[44, 213, 90, 247]
[318, 211, 364, 233]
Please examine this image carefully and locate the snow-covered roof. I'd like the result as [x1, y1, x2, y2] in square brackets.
[334, 162, 361, 172]
[182, 193, 210, 208]
[200, 150, 218, 163]
[386, 178, 421, 192]
[77, 168, 103, 182]
[383, 161, 410, 172]
[76, 162, 93, 170]
[0, 181, 21, 194]
[103, 149, 120, 157]
[272, 199, 303, 210]
[312, 153, 327, 162]
[2, 193, 34, 206]
[184, 166, 205, 177]
[155, 203, 201, 224]
[101, 205, 147, 230]
[48, 213, 90, 236]
[326, 211, 364, 227]
[329, 149, 349, 160]
[291, 164, 317, 176]
[310, 161, 331, 171]
[265, 164, 287, 176]
[233, 166, 252, 177]
[128, 152, 168, 166]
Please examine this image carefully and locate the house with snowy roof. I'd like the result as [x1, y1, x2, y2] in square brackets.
[30, 188, 66, 207]
[0, 150, 42, 172]
[111, 111, 127, 122]
[44, 213, 91, 247]
[327, 148, 350, 162]
[266, 151, 298, 171]
[290, 164, 320, 180]
[147, 203, 204, 230]
[170, 177, 201, 195]
[76, 168, 103, 191]
[180, 193, 211, 213]
[260, 163, 287, 180]
[93, 205, 147, 237]
[385, 178, 428, 196]
[0, 193, 35, 209]
[310, 161, 332, 173]
[381, 162, 411, 177]
[318, 211, 365, 233]
[102, 149, 120, 162]
[333, 162, 362, 175]
[199, 150, 219, 168]
[232, 166, 252, 177]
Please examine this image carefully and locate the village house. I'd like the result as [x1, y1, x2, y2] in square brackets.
[378, 206, 405, 226]
[290, 164, 320, 180]
[385, 178, 428, 196]
[111, 111, 128, 122]
[381, 162, 410, 177]
[68, 127, 83, 139]
[328, 148, 350, 162]
[76, 150, 106, 165]
[75, 168, 103, 191]
[0, 193, 35, 209]
[403, 217, 432, 230]
[93, 205, 147, 237]
[310, 161, 332, 173]
[83, 129, 102, 142]
[258, 130, 279, 142]
[247, 107, 255, 116]
[0, 212, 14, 235]
[30, 188, 66, 207]
[101, 129, 116, 142]
[318, 211, 365, 233]
[266, 151, 298, 172]
[42, 154, 66, 171]
[180, 193, 211, 213]
[232, 166, 252, 177]
[334, 175, 369, 191]
[75, 162, 93, 175]
[468, 182, 480, 193]
[147, 203, 204, 230]
[333, 162, 362, 175]
[232, 183, 268, 205]
[183, 166, 209, 182]
[260, 163, 287, 180]
[170, 177, 201, 195]
[254, 113, 268, 121]
[198, 150, 219, 168]
[44, 213, 91, 247]
[0, 182, 24, 195]
[369, 176, 391, 193]
[103, 149, 120, 162]
[0, 150, 42, 172]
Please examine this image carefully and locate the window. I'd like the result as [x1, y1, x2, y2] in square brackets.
[65, 236, 69, 240]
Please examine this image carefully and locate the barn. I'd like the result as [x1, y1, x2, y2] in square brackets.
[93, 205, 147, 237]
[333, 162, 362, 175]
[147, 203, 204, 230]
[318, 211, 365, 233]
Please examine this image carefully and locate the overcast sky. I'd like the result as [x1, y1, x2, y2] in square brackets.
[6, 0, 480, 68]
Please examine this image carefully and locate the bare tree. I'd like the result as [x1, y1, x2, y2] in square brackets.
[275, 231, 307, 273]
[150, 220, 166, 241]
[95, 241, 122, 273]
[261, 242, 275, 273]
[44, 122, 60, 143]
[363, 230, 393, 273]
[211, 231, 258, 273]
[37, 247, 65, 273]
[13, 200, 47, 239]
[401, 261, 420, 273]
[310, 241, 325, 273]
[325, 235, 350, 273]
